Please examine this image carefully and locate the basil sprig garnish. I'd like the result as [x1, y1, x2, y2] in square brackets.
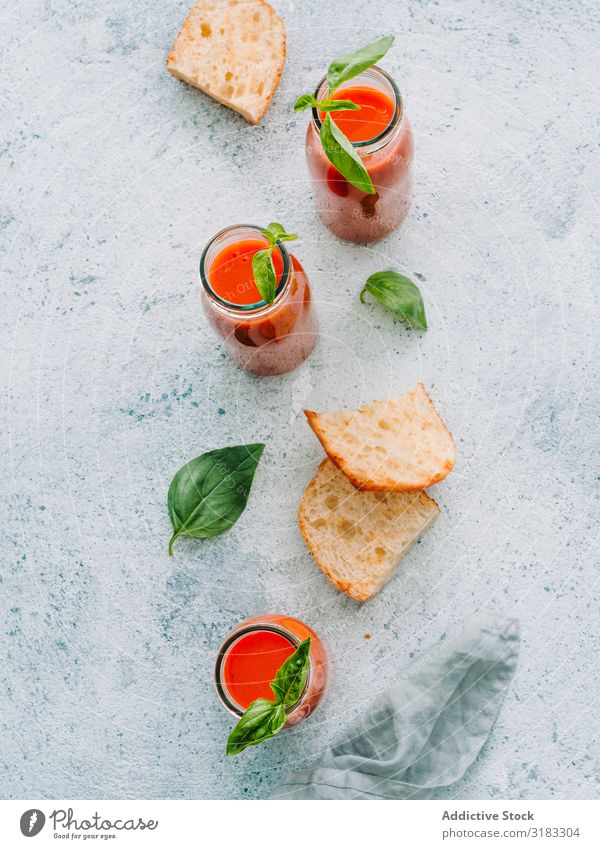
[270, 637, 312, 705]
[226, 700, 286, 756]
[326, 35, 395, 93]
[360, 270, 427, 330]
[294, 36, 394, 195]
[294, 94, 359, 113]
[227, 638, 311, 755]
[320, 113, 375, 195]
[167, 443, 264, 555]
[252, 222, 297, 305]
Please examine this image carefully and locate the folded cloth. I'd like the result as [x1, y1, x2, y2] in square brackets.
[270, 613, 519, 800]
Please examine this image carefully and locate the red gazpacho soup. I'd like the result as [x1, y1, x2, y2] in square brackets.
[319, 85, 396, 142]
[209, 238, 285, 306]
[200, 226, 317, 376]
[222, 627, 296, 709]
[306, 66, 413, 242]
[215, 614, 328, 726]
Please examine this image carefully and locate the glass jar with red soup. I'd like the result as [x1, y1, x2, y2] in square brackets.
[214, 614, 328, 726]
[305, 66, 413, 243]
[200, 225, 317, 376]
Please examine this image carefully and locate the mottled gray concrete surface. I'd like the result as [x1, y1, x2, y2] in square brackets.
[1, 0, 599, 800]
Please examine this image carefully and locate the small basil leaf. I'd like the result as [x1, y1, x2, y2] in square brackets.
[260, 222, 298, 245]
[318, 99, 361, 112]
[360, 271, 427, 330]
[294, 93, 318, 111]
[226, 699, 286, 755]
[167, 443, 265, 555]
[252, 248, 277, 304]
[261, 221, 286, 243]
[326, 35, 395, 94]
[320, 114, 375, 195]
[270, 638, 311, 706]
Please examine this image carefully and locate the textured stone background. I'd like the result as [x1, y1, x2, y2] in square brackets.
[1, 0, 599, 799]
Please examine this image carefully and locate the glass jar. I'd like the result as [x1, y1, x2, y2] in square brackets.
[214, 614, 328, 727]
[305, 66, 413, 243]
[200, 225, 317, 376]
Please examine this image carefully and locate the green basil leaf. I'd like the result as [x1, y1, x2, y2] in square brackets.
[260, 222, 298, 244]
[294, 94, 360, 113]
[360, 271, 428, 330]
[251, 248, 277, 304]
[270, 638, 311, 706]
[326, 35, 395, 94]
[226, 699, 286, 755]
[167, 443, 265, 555]
[294, 93, 318, 111]
[260, 221, 286, 243]
[317, 99, 361, 112]
[320, 113, 375, 195]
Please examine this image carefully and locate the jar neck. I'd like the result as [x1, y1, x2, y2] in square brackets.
[214, 622, 309, 718]
[199, 224, 292, 317]
[310, 64, 403, 155]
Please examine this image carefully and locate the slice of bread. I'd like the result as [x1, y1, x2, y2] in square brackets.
[305, 383, 455, 492]
[167, 0, 286, 125]
[299, 459, 439, 602]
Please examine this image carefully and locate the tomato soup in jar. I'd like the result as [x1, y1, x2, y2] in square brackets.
[200, 225, 317, 376]
[214, 614, 328, 726]
[305, 66, 413, 243]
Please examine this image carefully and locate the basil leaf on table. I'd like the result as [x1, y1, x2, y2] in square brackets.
[320, 113, 375, 195]
[251, 248, 277, 304]
[226, 638, 312, 755]
[270, 638, 311, 705]
[226, 699, 286, 756]
[326, 35, 395, 94]
[360, 271, 427, 330]
[167, 443, 265, 555]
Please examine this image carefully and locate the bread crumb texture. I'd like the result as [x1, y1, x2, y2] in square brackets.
[167, 0, 286, 124]
[305, 383, 456, 492]
[299, 459, 440, 602]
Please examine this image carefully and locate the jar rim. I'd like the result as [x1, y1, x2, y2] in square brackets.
[214, 621, 311, 718]
[310, 65, 403, 150]
[199, 224, 291, 313]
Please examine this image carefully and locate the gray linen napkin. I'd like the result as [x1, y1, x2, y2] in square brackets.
[270, 613, 519, 799]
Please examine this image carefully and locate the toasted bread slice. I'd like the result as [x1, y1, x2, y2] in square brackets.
[305, 383, 455, 492]
[167, 0, 286, 124]
[299, 459, 439, 602]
